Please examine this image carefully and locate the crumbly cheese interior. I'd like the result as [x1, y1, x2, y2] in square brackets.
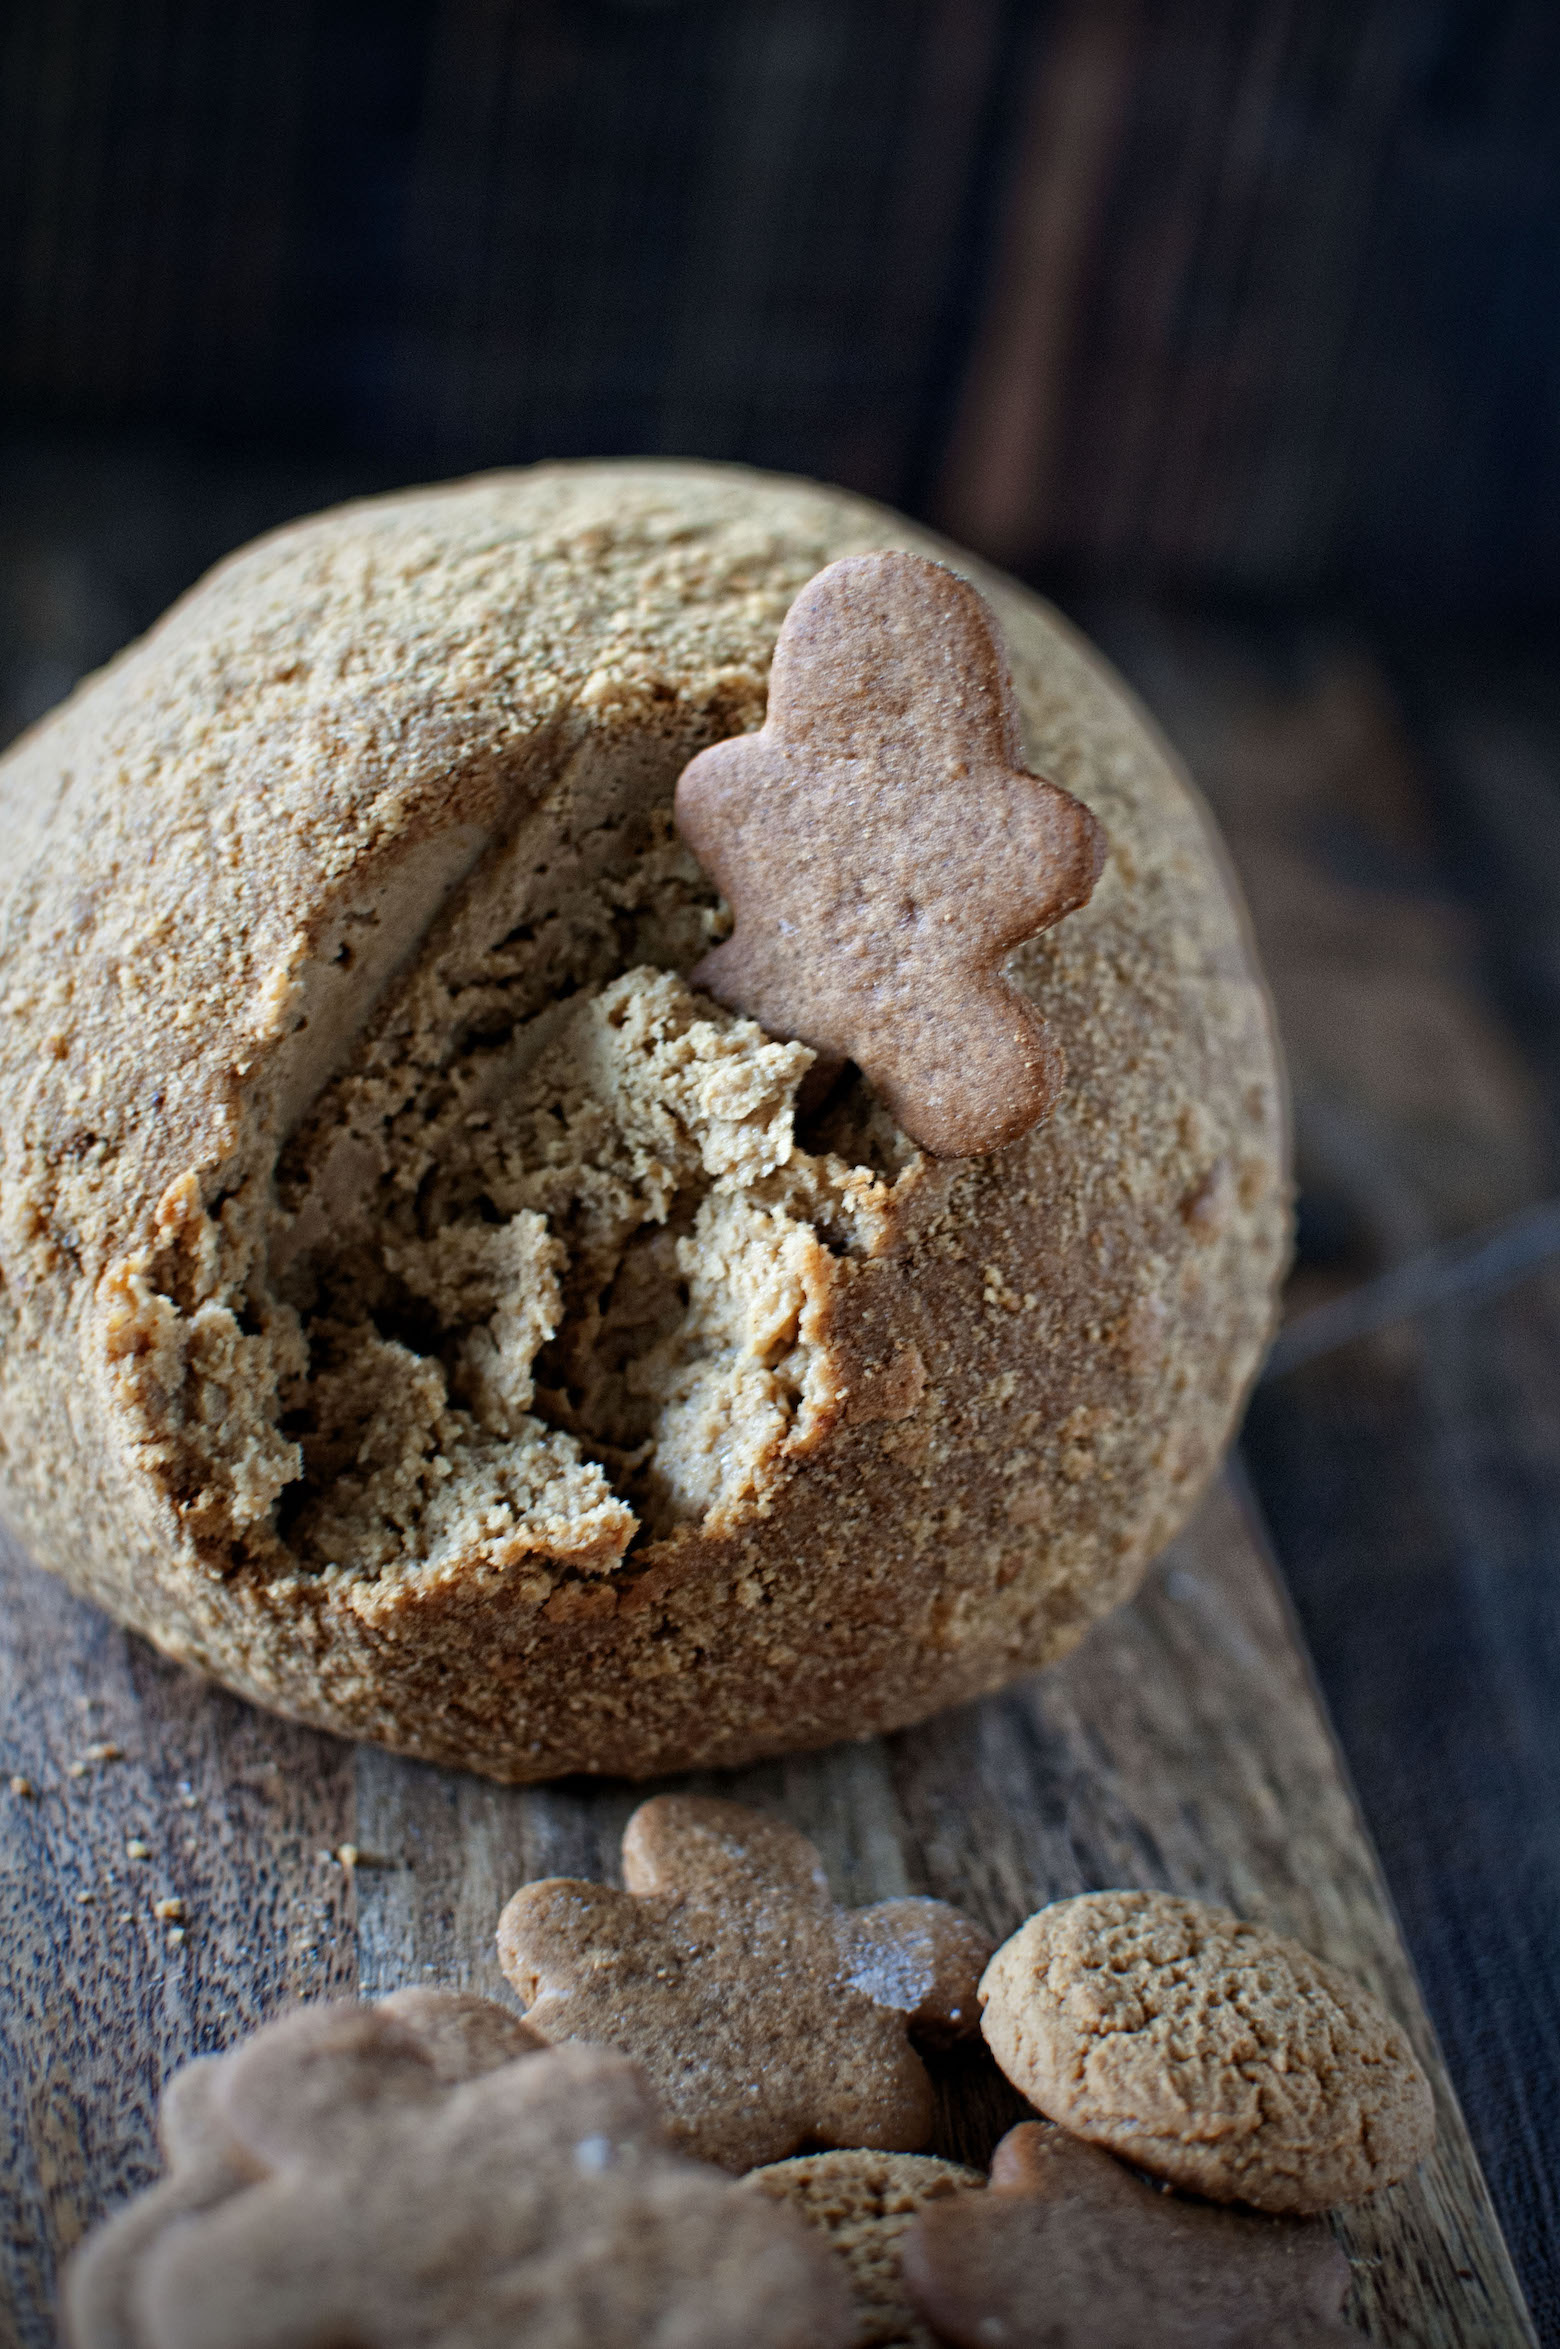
[103, 735, 914, 1598]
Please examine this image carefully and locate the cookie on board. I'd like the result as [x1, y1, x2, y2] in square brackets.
[741, 2149, 984, 2349]
[902, 2119, 1360, 2348]
[497, 1793, 993, 2170]
[979, 1891, 1435, 2213]
[64, 1995, 853, 2349]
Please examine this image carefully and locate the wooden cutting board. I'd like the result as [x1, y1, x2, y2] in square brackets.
[0, 1475, 1534, 2348]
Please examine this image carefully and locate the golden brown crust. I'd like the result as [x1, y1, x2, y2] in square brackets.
[0, 460, 1289, 1779]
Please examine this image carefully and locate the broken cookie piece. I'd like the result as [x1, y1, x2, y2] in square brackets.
[497, 1794, 993, 2171]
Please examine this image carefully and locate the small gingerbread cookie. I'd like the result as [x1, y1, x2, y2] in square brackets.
[902, 2120, 1360, 2348]
[65, 1995, 853, 2349]
[496, 1794, 994, 2170]
[979, 1892, 1434, 2214]
[676, 550, 1107, 1157]
[742, 2150, 983, 2349]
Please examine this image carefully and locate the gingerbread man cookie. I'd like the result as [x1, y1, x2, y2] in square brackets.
[902, 2120, 1360, 2348]
[66, 1992, 544, 2349]
[65, 1998, 853, 2349]
[496, 1794, 994, 2170]
[979, 1892, 1435, 2214]
[675, 551, 1107, 1157]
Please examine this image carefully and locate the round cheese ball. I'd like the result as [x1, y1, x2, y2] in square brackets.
[0, 462, 1287, 1778]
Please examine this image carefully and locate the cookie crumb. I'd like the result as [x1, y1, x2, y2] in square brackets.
[8, 1774, 34, 1798]
[82, 1740, 124, 1764]
[335, 1843, 359, 1872]
[126, 1838, 151, 1860]
[154, 1897, 187, 1923]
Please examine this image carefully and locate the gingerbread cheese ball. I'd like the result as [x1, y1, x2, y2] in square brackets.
[0, 461, 1286, 1778]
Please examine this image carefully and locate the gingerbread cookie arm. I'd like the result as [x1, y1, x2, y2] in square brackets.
[62, 2134, 257, 2349]
[837, 1898, 994, 2047]
[496, 1877, 660, 2028]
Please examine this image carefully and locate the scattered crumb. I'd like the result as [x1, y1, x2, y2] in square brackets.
[82, 1742, 124, 1765]
[153, 1897, 186, 1923]
[335, 1843, 359, 1872]
[66, 1761, 88, 1779]
[165, 1926, 187, 1947]
[76, 1889, 96, 1904]
[125, 1839, 150, 1860]
[8, 1775, 34, 1798]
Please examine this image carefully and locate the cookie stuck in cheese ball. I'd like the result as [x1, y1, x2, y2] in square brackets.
[0, 461, 1288, 1778]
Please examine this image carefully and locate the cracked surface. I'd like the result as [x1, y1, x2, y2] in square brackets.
[497, 1794, 992, 2173]
[978, 1892, 1435, 2214]
[741, 2150, 983, 2349]
[64, 1998, 853, 2349]
[0, 460, 1288, 1778]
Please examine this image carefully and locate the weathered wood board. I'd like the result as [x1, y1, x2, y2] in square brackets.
[0, 1475, 1534, 2348]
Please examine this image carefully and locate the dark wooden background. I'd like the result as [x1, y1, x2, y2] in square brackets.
[1, 3, 1557, 2338]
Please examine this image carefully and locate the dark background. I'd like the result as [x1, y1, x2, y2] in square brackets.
[2, 1, 1558, 2333]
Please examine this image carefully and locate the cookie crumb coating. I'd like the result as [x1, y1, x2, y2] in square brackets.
[979, 1891, 1435, 2214]
[0, 461, 1288, 1779]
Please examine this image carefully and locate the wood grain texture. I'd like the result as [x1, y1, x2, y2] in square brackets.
[0, 1521, 356, 2348]
[1087, 609, 1560, 2332]
[0, 1479, 1533, 2344]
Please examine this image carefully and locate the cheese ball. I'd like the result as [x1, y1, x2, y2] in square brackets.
[0, 462, 1287, 1777]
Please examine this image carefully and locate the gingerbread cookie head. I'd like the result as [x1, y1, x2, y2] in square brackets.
[902, 2120, 1360, 2349]
[66, 1998, 854, 2349]
[979, 1892, 1435, 2215]
[496, 1793, 994, 2171]
[675, 551, 1107, 1157]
